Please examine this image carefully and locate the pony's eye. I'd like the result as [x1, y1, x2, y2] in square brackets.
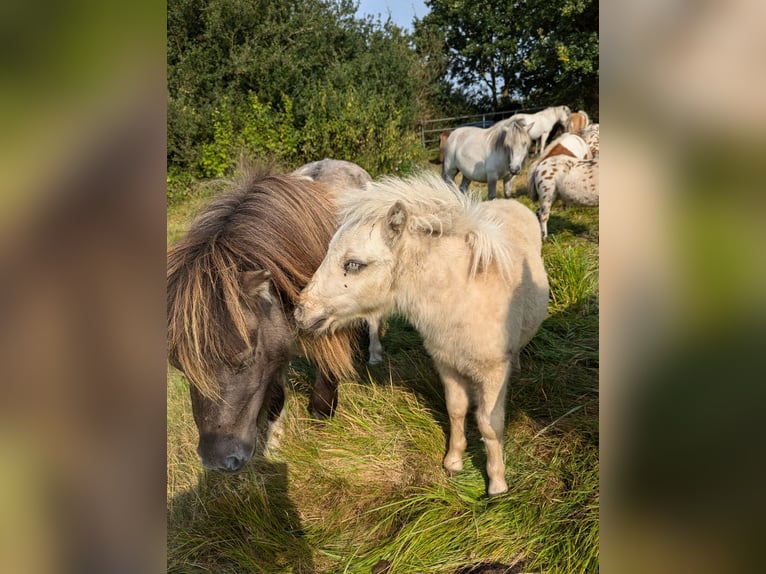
[343, 260, 366, 273]
[233, 357, 252, 374]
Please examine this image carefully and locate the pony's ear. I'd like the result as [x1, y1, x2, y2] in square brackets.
[240, 269, 272, 303]
[385, 201, 407, 244]
[525, 120, 535, 132]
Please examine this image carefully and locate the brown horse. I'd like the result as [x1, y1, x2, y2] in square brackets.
[167, 168, 361, 472]
[565, 110, 590, 134]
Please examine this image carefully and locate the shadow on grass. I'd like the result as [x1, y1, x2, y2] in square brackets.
[545, 212, 591, 239]
[167, 460, 315, 574]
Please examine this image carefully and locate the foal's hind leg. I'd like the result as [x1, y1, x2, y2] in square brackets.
[459, 176, 472, 194]
[437, 364, 471, 476]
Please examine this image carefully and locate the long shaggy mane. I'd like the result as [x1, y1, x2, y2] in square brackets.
[338, 172, 514, 280]
[167, 171, 356, 398]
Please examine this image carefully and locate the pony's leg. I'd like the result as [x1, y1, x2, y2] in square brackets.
[503, 175, 516, 198]
[487, 178, 498, 200]
[367, 317, 384, 364]
[539, 132, 549, 155]
[264, 383, 286, 456]
[475, 364, 511, 496]
[437, 364, 471, 476]
[459, 177, 471, 194]
[537, 182, 555, 240]
[309, 371, 338, 418]
[260, 381, 286, 456]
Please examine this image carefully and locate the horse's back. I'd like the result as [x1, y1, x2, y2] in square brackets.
[293, 158, 372, 192]
[562, 159, 599, 205]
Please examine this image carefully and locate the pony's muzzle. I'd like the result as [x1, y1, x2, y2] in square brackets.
[197, 434, 253, 472]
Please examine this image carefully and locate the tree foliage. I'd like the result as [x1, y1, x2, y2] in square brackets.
[167, 0, 599, 185]
[168, 0, 425, 177]
[414, 0, 598, 113]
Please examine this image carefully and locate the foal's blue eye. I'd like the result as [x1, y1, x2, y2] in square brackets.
[343, 260, 366, 273]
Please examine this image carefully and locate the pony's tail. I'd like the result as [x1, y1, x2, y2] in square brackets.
[527, 162, 539, 201]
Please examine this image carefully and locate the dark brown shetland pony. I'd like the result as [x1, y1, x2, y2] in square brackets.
[167, 169, 358, 472]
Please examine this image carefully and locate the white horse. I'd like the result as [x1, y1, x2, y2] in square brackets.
[442, 119, 531, 200]
[529, 156, 599, 239]
[526, 133, 592, 197]
[291, 158, 385, 363]
[295, 172, 549, 496]
[508, 105, 571, 155]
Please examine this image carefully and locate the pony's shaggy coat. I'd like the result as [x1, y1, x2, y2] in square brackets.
[298, 172, 550, 495]
[167, 173, 357, 401]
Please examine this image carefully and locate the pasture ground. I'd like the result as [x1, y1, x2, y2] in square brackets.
[167, 162, 599, 573]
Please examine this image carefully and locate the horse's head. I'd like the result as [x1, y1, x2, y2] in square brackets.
[296, 205, 401, 335]
[168, 266, 292, 472]
[504, 120, 532, 175]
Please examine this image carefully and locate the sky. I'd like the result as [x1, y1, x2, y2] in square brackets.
[355, 0, 429, 30]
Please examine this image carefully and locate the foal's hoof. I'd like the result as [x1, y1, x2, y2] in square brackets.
[487, 481, 509, 498]
[368, 354, 383, 365]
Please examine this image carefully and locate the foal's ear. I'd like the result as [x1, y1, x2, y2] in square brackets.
[240, 269, 272, 303]
[385, 201, 407, 244]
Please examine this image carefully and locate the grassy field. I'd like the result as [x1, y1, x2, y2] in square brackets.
[167, 163, 599, 573]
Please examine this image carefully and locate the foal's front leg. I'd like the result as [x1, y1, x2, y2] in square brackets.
[437, 364, 471, 476]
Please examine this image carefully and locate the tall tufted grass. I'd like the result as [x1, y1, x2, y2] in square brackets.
[167, 165, 599, 573]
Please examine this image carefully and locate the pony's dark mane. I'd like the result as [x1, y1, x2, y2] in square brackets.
[167, 172, 356, 398]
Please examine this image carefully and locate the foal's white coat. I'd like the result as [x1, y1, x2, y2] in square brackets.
[296, 173, 549, 495]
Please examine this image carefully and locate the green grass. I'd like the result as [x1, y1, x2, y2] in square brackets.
[167, 161, 599, 573]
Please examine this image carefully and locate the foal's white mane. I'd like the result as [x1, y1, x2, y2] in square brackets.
[338, 172, 513, 280]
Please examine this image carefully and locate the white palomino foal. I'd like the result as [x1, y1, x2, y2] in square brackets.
[295, 172, 549, 496]
[530, 156, 599, 240]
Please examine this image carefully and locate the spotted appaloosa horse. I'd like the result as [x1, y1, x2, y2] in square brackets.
[581, 123, 600, 158]
[529, 156, 599, 239]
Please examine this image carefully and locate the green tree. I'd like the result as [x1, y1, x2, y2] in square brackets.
[414, 0, 598, 113]
[167, 0, 426, 176]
